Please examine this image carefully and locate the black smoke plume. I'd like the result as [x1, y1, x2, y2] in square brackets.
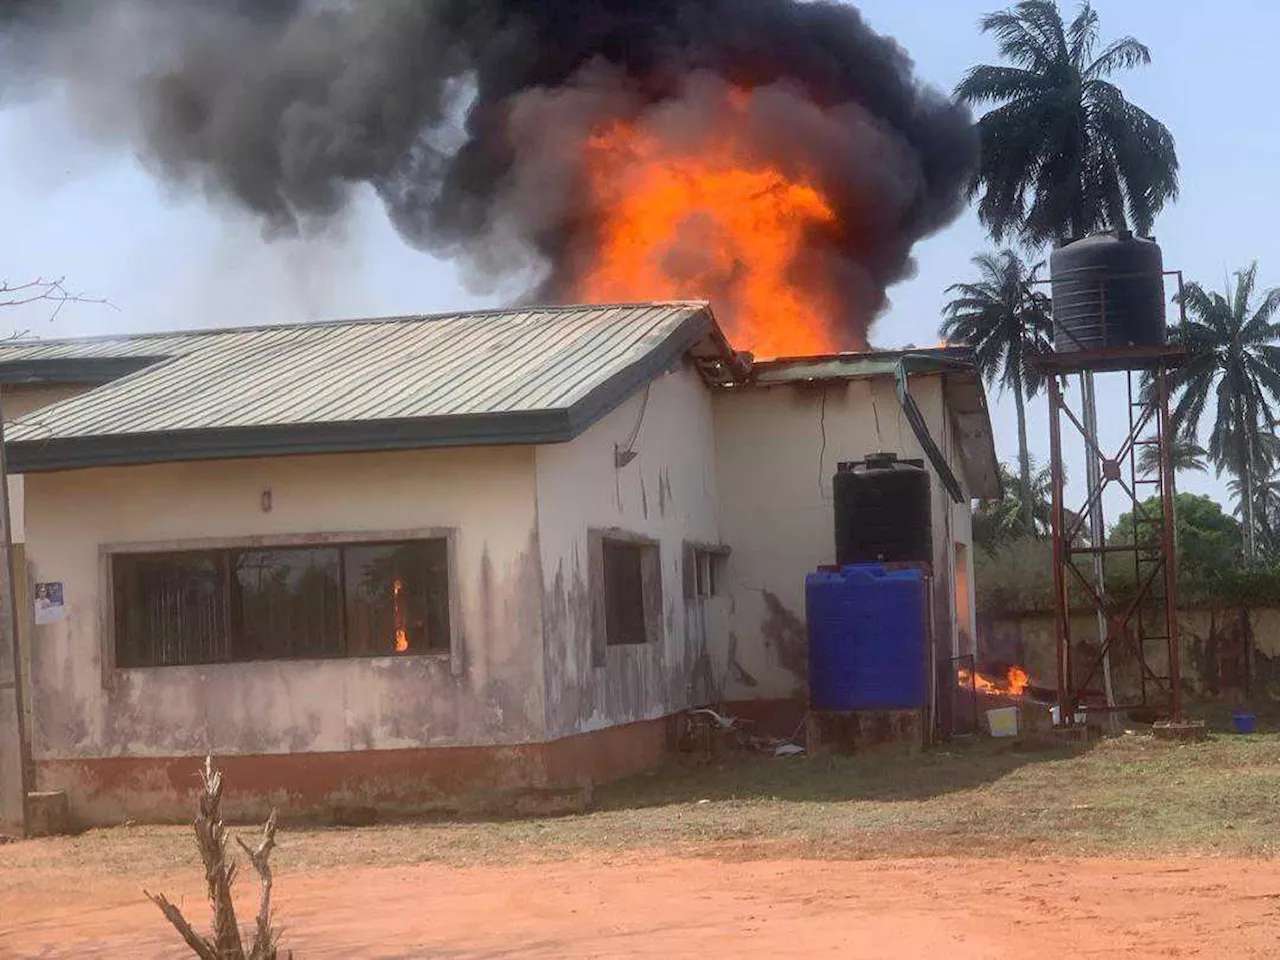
[1, 0, 975, 343]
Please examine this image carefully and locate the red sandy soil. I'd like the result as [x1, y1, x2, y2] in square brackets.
[3, 855, 1278, 958]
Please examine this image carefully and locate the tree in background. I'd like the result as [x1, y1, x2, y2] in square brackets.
[973, 462, 1049, 552]
[1162, 263, 1280, 562]
[972, 458, 1089, 554]
[1110, 493, 1243, 580]
[1229, 471, 1280, 562]
[957, 0, 1179, 244]
[1, 277, 98, 325]
[1136, 431, 1209, 479]
[942, 250, 1052, 531]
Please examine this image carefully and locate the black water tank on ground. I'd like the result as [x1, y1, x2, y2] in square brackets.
[1050, 229, 1166, 351]
[833, 453, 932, 566]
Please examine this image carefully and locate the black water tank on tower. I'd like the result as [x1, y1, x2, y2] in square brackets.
[833, 453, 932, 566]
[1050, 229, 1166, 351]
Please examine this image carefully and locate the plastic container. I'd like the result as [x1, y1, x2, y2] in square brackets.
[1050, 705, 1088, 726]
[986, 707, 1019, 738]
[805, 563, 926, 711]
[1049, 229, 1166, 352]
[1232, 713, 1257, 735]
[833, 454, 932, 566]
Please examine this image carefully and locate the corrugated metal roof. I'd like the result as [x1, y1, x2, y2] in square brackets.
[2, 301, 729, 471]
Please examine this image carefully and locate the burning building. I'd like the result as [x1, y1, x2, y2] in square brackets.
[0, 0, 997, 826]
[0, 303, 997, 824]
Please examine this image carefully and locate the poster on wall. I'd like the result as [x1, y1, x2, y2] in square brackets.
[34, 582, 64, 625]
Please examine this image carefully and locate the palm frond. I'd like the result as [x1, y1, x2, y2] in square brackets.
[954, 65, 1048, 105]
[1233, 262, 1259, 323]
[963, 0, 1176, 244]
[1136, 438, 1208, 477]
[939, 247, 1049, 403]
[1067, 2, 1100, 69]
[975, 3, 1063, 73]
[1083, 37, 1151, 79]
[1085, 80, 1179, 232]
[1244, 287, 1280, 340]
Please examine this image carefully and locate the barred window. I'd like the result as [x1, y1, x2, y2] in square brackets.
[113, 539, 450, 667]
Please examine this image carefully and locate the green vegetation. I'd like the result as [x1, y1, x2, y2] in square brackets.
[942, 252, 1052, 532]
[1109, 493, 1242, 580]
[972, 476, 1280, 615]
[974, 534, 1057, 615]
[956, 0, 1178, 244]
[1162, 263, 1280, 562]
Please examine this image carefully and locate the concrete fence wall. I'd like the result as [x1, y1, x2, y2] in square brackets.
[981, 606, 1280, 701]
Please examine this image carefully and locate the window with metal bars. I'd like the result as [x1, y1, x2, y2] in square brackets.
[112, 539, 450, 667]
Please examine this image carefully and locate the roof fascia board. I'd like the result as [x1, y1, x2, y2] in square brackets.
[0, 356, 170, 386]
[564, 306, 714, 434]
[6, 305, 726, 474]
[6, 408, 578, 474]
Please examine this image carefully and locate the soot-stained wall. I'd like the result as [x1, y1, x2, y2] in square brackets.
[711, 373, 974, 701]
[535, 362, 727, 738]
[23, 447, 547, 764]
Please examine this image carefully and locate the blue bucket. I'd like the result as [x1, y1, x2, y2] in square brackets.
[1232, 713, 1257, 735]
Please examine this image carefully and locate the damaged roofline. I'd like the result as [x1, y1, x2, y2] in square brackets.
[6, 304, 743, 473]
[724, 345, 1000, 501]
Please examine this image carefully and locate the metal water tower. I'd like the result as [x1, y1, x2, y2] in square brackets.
[1038, 228, 1186, 727]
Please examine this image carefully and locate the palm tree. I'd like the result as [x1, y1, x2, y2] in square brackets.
[1136, 431, 1209, 479]
[1229, 472, 1280, 561]
[1164, 263, 1280, 562]
[957, 1, 1179, 244]
[942, 250, 1052, 530]
[973, 458, 1085, 553]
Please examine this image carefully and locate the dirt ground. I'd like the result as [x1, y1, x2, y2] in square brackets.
[7, 736, 1280, 957]
[4, 853, 1280, 958]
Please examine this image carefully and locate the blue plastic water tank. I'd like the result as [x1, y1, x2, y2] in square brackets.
[805, 564, 927, 711]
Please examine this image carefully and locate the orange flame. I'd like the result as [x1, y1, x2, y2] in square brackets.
[392, 578, 409, 653]
[957, 665, 1030, 697]
[572, 95, 851, 358]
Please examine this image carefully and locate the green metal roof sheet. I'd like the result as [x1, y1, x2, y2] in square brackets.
[1, 302, 734, 472]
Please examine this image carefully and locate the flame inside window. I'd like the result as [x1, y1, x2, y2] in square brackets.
[392, 577, 409, 653]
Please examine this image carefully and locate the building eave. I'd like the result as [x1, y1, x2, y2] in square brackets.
[722, 345, 1001, 501]
[6, 303, 743, 474]
[0, 356, 169, 386]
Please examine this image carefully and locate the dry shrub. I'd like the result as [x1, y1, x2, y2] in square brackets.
[145, 757, 289, 960]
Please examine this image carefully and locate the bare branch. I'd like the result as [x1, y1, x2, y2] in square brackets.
[0, 276, 116, 321]
[145, 757, 290, 959]
[237, 809, 283, 960]
[145, 891, 221, 960]
[191, 758, 246, 959]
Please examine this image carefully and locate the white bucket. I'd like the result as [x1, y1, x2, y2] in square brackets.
[986, 706, 1019, 738]
[1050, 705, 1088, 726]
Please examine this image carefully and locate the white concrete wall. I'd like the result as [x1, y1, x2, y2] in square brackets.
[22, 447, 547, 760]
[18, 367, 982, 764]
[712, 374, 977, 700]
[943, 402, 977, 660]
[2, 384, 94, 543]
[535, 362, 725, 737]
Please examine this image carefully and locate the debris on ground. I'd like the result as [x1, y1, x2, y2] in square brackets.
[683, 707, 806, 761]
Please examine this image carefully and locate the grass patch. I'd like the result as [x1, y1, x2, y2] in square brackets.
[5, 733, 1280, 886]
